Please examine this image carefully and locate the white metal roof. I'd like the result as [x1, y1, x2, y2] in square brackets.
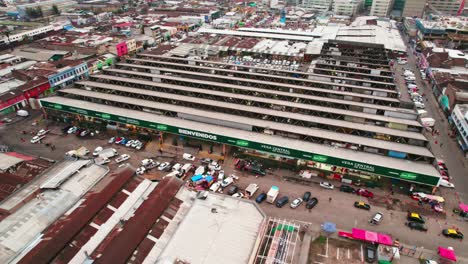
[0, 153, 24, 172]
[156, 193, 265, 264]
[69, 82, 424, 141]
[92, 72, 411, 116]
[78, 79, 420, 127]
[138, 54, 396, 86]
[42, 97, 439, 171]
[238, 27, 322, 37]
[197, 28, 316, 42]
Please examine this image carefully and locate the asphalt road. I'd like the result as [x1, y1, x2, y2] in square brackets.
[397, 35, 468, 205]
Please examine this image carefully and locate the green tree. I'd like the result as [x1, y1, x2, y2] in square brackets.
[51, 4, 60, 15]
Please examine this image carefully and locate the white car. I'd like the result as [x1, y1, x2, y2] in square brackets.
[108, 137, 116, 144]
[172, 163, 182, 171]
[414, 102, 425, 109]
[136, 142, 143, 150]
[439, 179, 455, 188]
[93, 146, 103, 156]
[221, 177, 234, 187]
[218, 170, 225, 180]
[320, 181, 334, 190]
[398, 60, 408, 65]
[126, 140, 135, 147]
[136, 166, 146, 175]
[30, 135, 44, 144]
[209, 182, 221, 192]
[141, 159, 154, 166]
[132, 140, 140, 148]
[67, 126, 78, 134]
[158, 162, 170, 171]
[37, 129, 49, 137]
[232, 192, 244, 198]
[290, 198, 303, 209]
[183, 153, 196, 161]
[115, 154, 130, 163]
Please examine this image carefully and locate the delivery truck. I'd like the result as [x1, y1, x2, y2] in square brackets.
[267, 186, 279, 203]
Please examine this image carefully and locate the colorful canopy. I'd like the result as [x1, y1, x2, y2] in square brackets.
[438, 247, 456, 261]
[351, 228, 393, 245]
[459, 203, 468, 213]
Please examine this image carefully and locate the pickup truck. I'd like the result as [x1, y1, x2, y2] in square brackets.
[115, 154, 130, 163]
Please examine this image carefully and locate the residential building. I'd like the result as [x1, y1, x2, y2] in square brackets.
[334, 0, 364, 16]
[126, 38, 137, 54]
[452, 104, 468, 156]
[47, 60, 89, 89]
[370, 0, 394, 17]
[301, 0, 333, 12]
[402, 0, 427, 17]
[427, 0, 464, 16]
[415, 17, 468, 49]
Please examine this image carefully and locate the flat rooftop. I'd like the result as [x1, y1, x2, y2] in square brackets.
[156, 193, 265, 264]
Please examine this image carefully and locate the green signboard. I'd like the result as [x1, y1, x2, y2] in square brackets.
[41, 101, 439, 186]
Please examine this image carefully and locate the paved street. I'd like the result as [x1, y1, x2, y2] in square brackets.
[396, 33, 468, 206]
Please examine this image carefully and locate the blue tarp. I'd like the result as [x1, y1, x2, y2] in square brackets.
[322, 222, 337, 233]
[63, 25, 74, 31]
[206, 175, 213, 182]
[191, 174, 203, 182]
[388, 151, 407, 159]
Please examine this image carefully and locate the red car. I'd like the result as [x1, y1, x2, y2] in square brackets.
[357, 189, 374, 198]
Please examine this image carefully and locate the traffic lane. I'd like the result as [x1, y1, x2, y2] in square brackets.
[232, 172, 468, 257]
[404, 47, 468, 203]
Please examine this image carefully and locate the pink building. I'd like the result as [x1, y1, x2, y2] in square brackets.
[115, 41, 128, 57]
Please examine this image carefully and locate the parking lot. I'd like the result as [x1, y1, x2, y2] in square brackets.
[1, 112, 467, 262]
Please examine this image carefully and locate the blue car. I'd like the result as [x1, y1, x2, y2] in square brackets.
[255, 193, 267, 203]
[120, 138, 128, 145]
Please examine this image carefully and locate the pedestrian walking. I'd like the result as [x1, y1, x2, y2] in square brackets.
[440, 143, 444, 148]
[329, 197, 332, 203]
[435, 140, 438, 145]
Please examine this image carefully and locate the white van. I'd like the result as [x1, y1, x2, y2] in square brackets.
[209, 182, 221, 192]
[181, 163, 192, 173]
[195, 166, 205, 175]
[172, 163, 182, 172]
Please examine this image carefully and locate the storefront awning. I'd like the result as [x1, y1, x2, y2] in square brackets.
[438, 247, 456, 261]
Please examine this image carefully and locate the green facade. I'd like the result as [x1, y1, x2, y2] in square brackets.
[365, 0, 373, 8]
[393, 0, 405, 11]
[41, 101, 440, 186]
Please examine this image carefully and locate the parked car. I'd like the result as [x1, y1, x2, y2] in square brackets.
[365, 245, 377, 263]
[67, 126, 78, 134]
[357, 189, 374, 198]
[218, 170, 225, 180]
[306, 197, 318, 209]
[407, 212, 425, 223]
[370, 212, 383, 225]
[93, 146, 103, 156]
[62, 125, 73, 133]
[290, 198, 303, 209]
[201, 158, 212, 164]
[442, 229, 463, 239]
[302, 191, 311, 202]
[226, 185, 238, 195]
[256, 192, 267, 203]
[108, 137, 116, 144]
[354, 201, 371, 210]
[131, 140, 140, 148]
[221, 176, 234, 187]
[135, 142, 144, 150]
[209, 182, 221, 192]
[120, 138, 129, 145]
[319, 181, 334, 190]
[183, 153, 196, 161]
[157, 162, 170, 171]
[79, 130, 90, 137]
[232, 192, 244, 198]
[439, 179, 455, 188]
[115, 154, 130, 163]
[136, 166, 146, 175]
[115, 137, 124, 144]
[405, 221, 428, 232]
[276, 196, 289, 208]
[340, 185, 356, 193]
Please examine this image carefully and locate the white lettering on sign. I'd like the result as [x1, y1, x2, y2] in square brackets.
[178, 129, 217, 140]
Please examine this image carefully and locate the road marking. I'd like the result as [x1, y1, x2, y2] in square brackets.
[337, 247, 339, 259]
[361, 244, 364, 262]
[348, 248, 350, 259]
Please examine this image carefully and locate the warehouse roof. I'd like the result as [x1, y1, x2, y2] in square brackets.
[156, 193, 265, 264]
[40, 97, 441, 179]
[0, 153, 25, 172]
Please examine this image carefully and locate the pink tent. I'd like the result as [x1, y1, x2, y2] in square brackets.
[459, 203, 468, 213]
[351, 228, 393, 245]
[438, 247, 456, 261]
[377, 233, 393, 246]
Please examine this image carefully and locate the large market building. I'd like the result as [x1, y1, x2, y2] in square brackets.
[39, 41, 441, 187]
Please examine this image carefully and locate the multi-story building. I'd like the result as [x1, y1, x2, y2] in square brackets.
[16, 0, 77, 18]
[301, 0, 333, 12]
[47, 60, 89, 89]
[402, 0, 427, 18]
[452, 104, 468, 157]
[370, 0, 394, 17]
[333, 0, 364, 16]
[427, 0, 463, 16]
